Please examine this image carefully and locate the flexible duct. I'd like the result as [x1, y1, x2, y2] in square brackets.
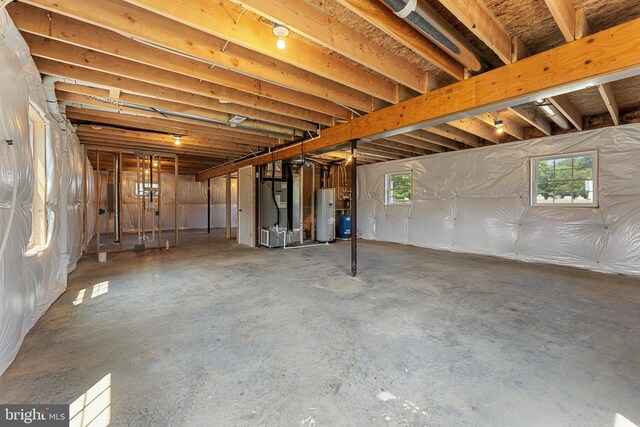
[381, 0, 484, 72]
[0, 0, 14, 10]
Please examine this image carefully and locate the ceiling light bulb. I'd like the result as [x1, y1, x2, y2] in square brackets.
[277, 36, 286, 50]
[496, 127, 504, 134]
[174, 135, 181, 145]
[153, 161, 158, 167]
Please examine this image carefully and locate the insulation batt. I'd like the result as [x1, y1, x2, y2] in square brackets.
[357, 124, 640, 277]
[0, 9, 84, 375]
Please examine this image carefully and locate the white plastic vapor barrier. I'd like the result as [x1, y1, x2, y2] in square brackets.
[91, 172, 237, 235]
[0, 10, 84, 376]
[357, 124, 640, 277]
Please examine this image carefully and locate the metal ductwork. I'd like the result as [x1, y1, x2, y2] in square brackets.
[534, 99, 571, 130]
[380, 0, 485, 72]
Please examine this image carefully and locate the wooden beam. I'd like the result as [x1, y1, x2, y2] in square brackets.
[10, 2, 347, 120]
[34, 57, 324, 129]
[575, 7, 591, 40]
[511, 35, 530, 63]
[335, 0, 464, 80]
[509, 106, 552, 136]
[548, 95, 584, 130]
[426, 124, 479, 148]
[60, 98, 279, 148]
[597, 83, 620, 125]
[407, 129, 460, 150]
[543, 0, 576, 43]
[448, 118, 503, 143]
[18, 0, 378, 109]
[477, 111, 525, 140]
[77, 128, 251, 156]
[57, 83, 297, 138]
[369, 139, 431, 157]
[122, 0, 400, 102]
[233, 0, 429, 93]
[195, 18, 640, 180]
[24, 33, 342, 123]
[438, 0, 512, 64]
[387, 135, 445, 153]
[66, 108, 271, 149]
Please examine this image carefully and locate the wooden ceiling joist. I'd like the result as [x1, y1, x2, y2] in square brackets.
[232, 0, 429, 93]
[426, 125, 480, 148]
[509, 106, 552, 136]
[195, 18, 640, 180]
[437, 0, 512, 65]
[11, 3, 347, 122]
[543, 0, 577, 43]
[597, 84, 621, 125]
[57, 87, 294, 141]
[65, 108, 273, 149]
[548, 95, 584, 131]
[406, 130, 461, 150]
[34, 58, 321, 130]
[24, 33, 341, 124]
[19, 0, 378, 110]
[121, 0, 402, 103]
[335, 0, 464, 80]
[447, 118, 503, 144]
[477, 112, 525, 140]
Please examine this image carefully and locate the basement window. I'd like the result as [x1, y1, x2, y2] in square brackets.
[385, 171, 413, 205]
[531, 151, 598, 207]
[28, 102, 48, 250]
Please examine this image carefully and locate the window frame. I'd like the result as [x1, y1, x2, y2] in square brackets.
[384, 170, 414, 206]
[27, 100, 49, 252]
[530, 150, 599, 208]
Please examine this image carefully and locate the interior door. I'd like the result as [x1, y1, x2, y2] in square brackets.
[237, 165, 255, 246]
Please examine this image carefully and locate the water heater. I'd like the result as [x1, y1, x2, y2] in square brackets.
[316, 189, 335, 243]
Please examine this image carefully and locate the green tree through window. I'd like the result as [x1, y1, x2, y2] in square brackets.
[386, 172, 413, 204]
[533, 152, 596, 205]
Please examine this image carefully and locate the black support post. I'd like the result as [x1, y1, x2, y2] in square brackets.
[207, 178, 211, 234]
[351, 139, 357, 278]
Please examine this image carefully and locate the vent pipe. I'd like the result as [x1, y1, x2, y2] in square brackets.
[381, 0, 485, 72]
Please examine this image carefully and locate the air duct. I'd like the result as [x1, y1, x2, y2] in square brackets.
[380, 0, 485, 72]
[535, 99, 571, 130]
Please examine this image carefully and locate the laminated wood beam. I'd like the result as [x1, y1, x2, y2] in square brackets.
[195, 19, 640, 180]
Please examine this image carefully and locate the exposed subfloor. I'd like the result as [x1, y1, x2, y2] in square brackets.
[1, 230, 639, 426]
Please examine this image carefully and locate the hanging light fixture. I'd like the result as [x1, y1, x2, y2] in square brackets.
[273, 23, 290, 50]
[494, 119, 504, 134]
[174, 135, 181, 145]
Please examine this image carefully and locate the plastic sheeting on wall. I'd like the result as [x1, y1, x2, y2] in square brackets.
[90, 171, 237, 236]
[0, 10, 84, 376]
[358, 124, 640, 277]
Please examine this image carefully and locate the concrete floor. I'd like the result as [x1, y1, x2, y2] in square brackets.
[1, 230, 639, 426]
